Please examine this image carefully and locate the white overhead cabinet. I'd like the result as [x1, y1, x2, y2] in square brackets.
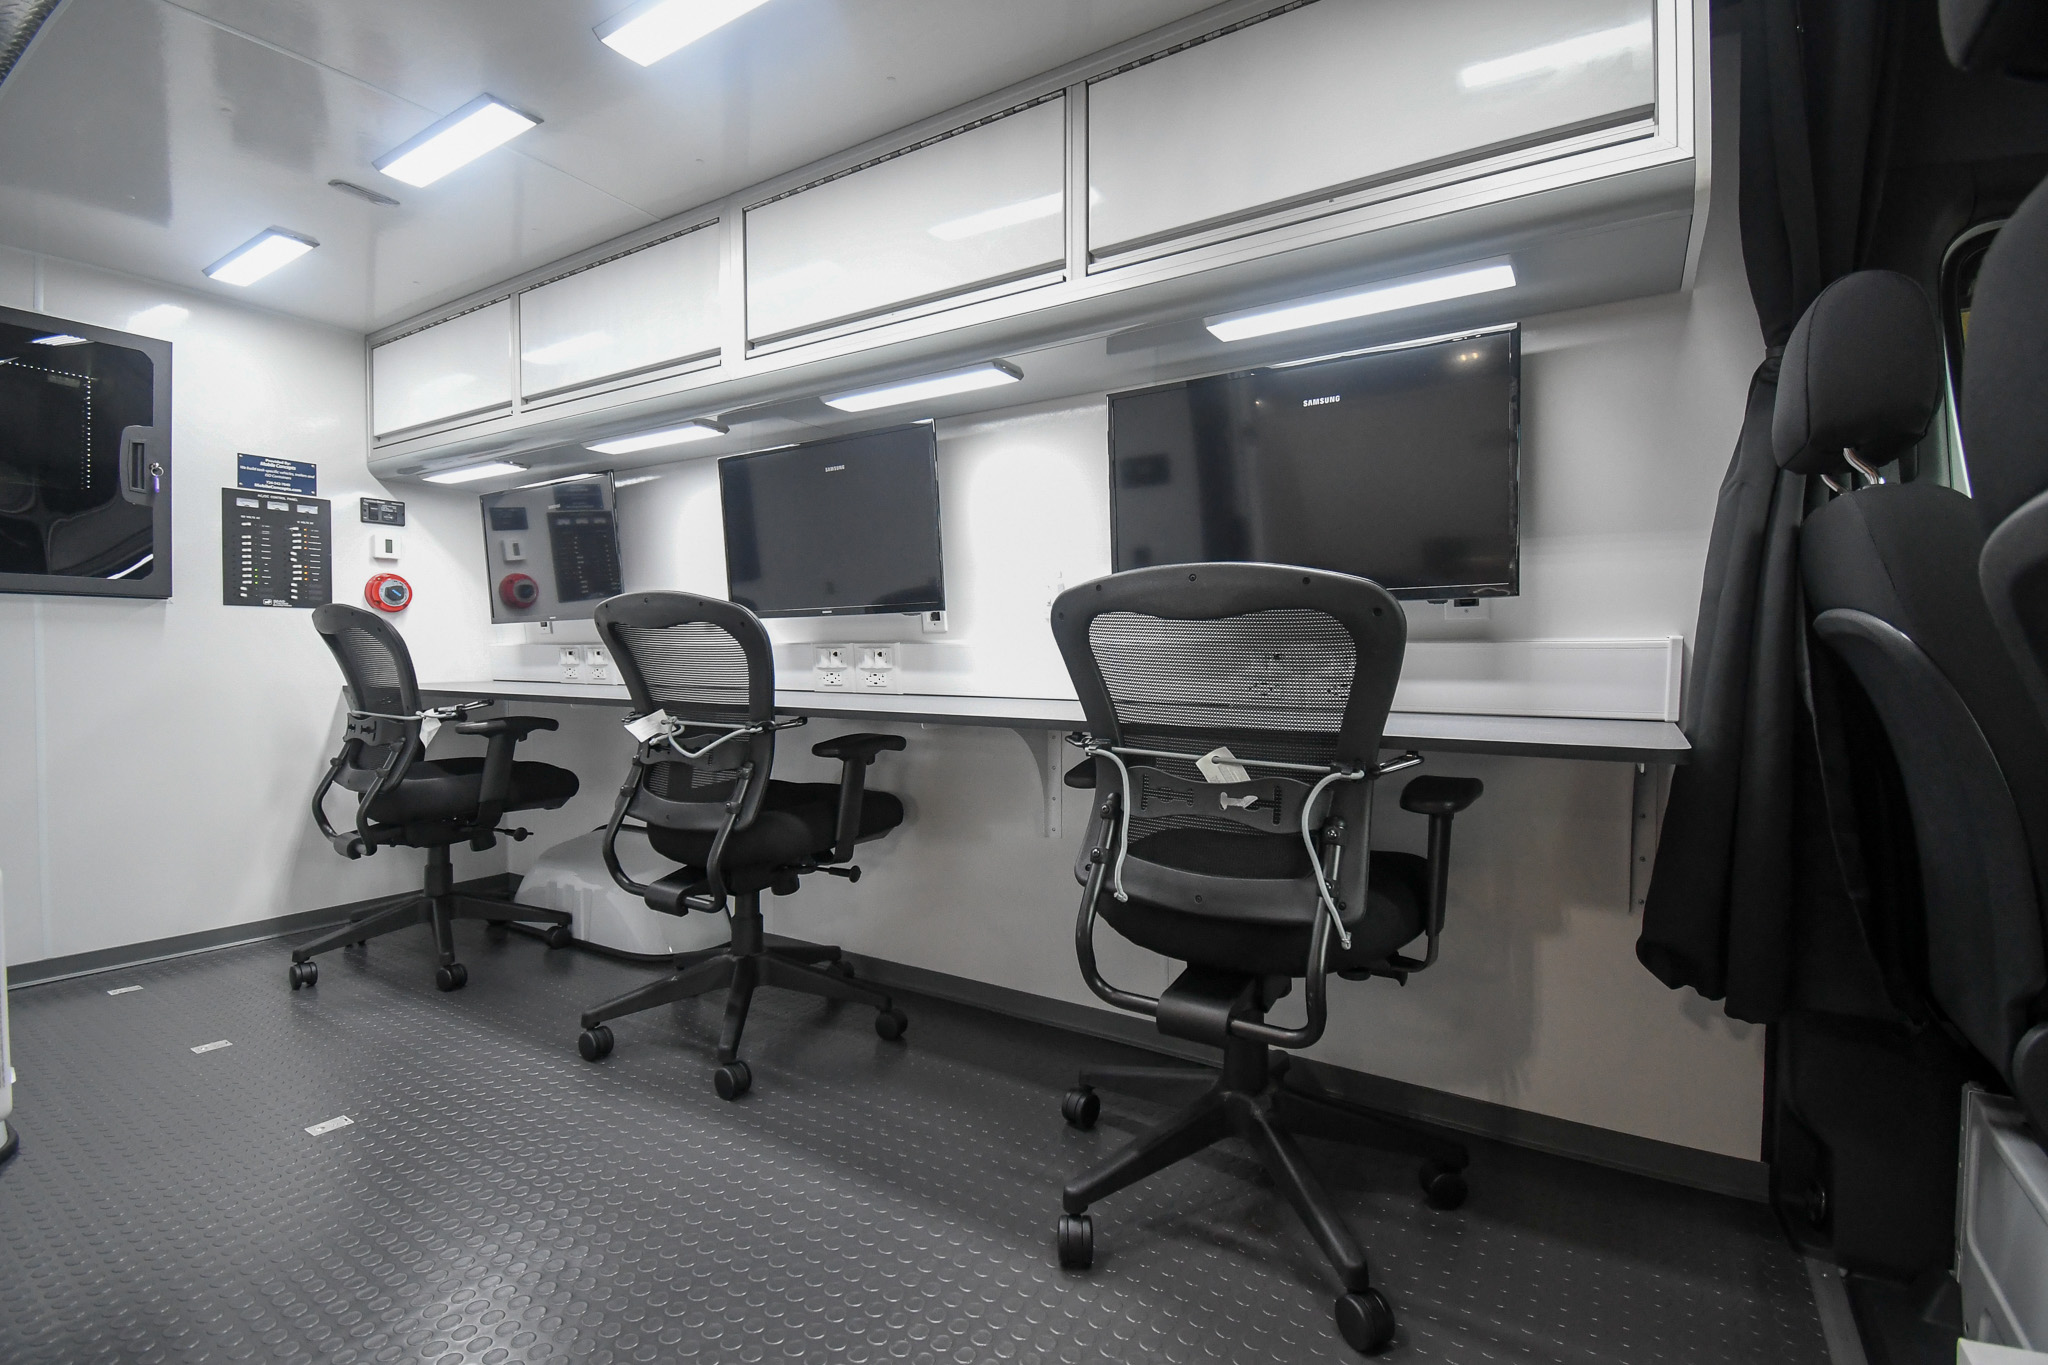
[370, 299, 514, 438]
[1086, 0, 1658, 262]
[744, 96, 1067, 347]
[519, 225, 722, 400]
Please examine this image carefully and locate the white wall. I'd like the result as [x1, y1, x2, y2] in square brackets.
[0, 248, 498, 968]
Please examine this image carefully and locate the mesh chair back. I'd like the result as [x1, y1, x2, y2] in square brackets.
[311, 603, 423, 785]
[1051, 563, 1406, 921]
[596, 592, 780, 838]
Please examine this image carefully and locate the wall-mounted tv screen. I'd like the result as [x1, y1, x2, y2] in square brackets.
[1109, 329, 1519, 598]
[0, 305, 172, 599]
[720, 423, 944, 618]
[478, 473, 622, 623]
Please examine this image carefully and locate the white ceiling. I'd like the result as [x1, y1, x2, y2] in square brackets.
[0, 0, 1225, 333]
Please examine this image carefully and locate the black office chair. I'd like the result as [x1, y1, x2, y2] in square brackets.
[1046, 563, 1481, 1356]
[293, 604, 579, 992]
[1782, 271, 2048, 1137]
[573, 590, 909, 1099]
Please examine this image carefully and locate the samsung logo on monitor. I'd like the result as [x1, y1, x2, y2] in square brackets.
[1302, 395, 1341, 407]
[824, 464, 846, 472]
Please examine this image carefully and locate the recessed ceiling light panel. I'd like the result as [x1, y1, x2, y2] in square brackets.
[597, 0, 772, 66]
[1204, 262, 1517, 342]
[376, 96, 541, 188]
[30, 333, 89, 346]
[422, 461, 526, 485]
[585, 419, 728, 455]
[204, 229, 319, 287]
[823, 361, 1023, 414]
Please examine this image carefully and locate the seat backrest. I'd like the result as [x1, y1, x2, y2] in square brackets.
[1784, 271, 2048, 1116]
[595, 590, 779, 835]
[1050, 562, 1405, 938]
[311, 603, 423, 789]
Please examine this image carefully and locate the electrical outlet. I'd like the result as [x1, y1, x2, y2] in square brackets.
[815, 668, 849, 690]
[586, 646, 613, 683]
[560, 645, 584, 681]
[1444, 598, 1490, 621]
[857, 668, 899, 692]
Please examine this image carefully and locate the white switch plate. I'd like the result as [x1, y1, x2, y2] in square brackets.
[919, 610, 949, 634]
[501, 537, 526, 562]
[370, 532, 402, 560]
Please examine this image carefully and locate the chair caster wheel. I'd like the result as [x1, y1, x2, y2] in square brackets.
[486, 921, 510, 941]
[875, 1008, 908, 1041]
[544, 924, 573, 950]
[1419, 1161, 1468, 1210]
[714, 1061, 752, 1100]
[1061, 1087, 1100, 1129]
[288, 960, 317, 990]
[577, 1025, 614, 1061]
[435, 963, 468, 992]
[1055, 1214, 1093, 1269]
[1334, 1288, 1396, 1354]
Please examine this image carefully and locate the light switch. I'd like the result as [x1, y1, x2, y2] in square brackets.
[370, 532, 402, 561]
[501, 537, 526, 562]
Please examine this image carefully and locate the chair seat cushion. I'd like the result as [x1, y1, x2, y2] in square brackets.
[365, 757, 580, 825]
[645, 780, 903, 870]
[1101, 829, 1429, 976]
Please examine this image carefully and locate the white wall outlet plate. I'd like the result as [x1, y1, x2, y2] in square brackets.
[919, 609, 949, 634]
[815, 668, 849, 690]
[857, 667, 900, 692]
[816, 645, 851, 670]
[560, 645, 583, 681]
[585, 646, 613, 683]
[859, 644, 895, 671]
[370, 532, 402, 560]
[1445, 598, 1490, 621]
[501, 537, 526, 562]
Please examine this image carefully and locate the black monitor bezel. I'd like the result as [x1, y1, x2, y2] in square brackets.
[1107, 326, 1521, 600]
[717, 420, 946, 619]
[0, 304, 174, 601]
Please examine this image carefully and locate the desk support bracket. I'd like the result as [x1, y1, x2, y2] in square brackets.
[1009, 726, 1064, 839]
[1629, 762, 1673, 913]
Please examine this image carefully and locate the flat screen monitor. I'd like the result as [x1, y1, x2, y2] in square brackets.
[720, 423, 944, 618]
[478, 473, 621, 623]
[0, 305, 172, 599]
[1108, 329, 1519, 599]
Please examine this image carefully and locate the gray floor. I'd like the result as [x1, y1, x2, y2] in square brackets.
[0, 923, 1830, 1364]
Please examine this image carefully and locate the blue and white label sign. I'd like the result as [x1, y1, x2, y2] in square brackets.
[236, 454, 317, 495]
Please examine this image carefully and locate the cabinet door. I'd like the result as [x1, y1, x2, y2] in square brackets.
[519, 225, 722, 400]
[1088, 0, 1657, 260]
[745, 96, 1066, 346]
[371, 299, 514, 438]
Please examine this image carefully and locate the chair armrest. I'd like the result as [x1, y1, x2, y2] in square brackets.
[1401, 775, 1483, 816]
[455, 715, 559, 739]
[815, 733, 905, 861]
[811, 732, 906, 763]
[458, 716, 558, 849]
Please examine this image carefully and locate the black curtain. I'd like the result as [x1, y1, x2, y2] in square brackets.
[1637, 0, 1900, 1022]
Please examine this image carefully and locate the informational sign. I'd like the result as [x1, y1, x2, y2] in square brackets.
[237, 453, 318, 495]
[222, 490, 332, 608]
[360, 497, 405, 526]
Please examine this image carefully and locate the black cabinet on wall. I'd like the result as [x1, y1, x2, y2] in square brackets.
[0, 305, 172, 599]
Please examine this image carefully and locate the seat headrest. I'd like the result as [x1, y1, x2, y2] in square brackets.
[1773, 271, 1943, 477]
[1942, 0, 2048, 78]
[1961, 178, 2048, 530]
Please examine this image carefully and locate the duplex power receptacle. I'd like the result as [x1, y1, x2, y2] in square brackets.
[857, 668, 898, 691]
[815, 668, 849, 690]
